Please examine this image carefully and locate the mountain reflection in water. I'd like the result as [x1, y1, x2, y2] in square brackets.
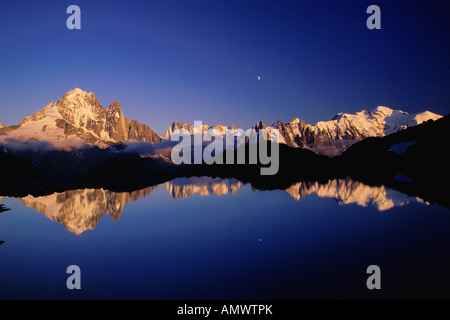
[164, 177, 244, 199]
[9, 177, 428, 234]
[18, 187, 156, 234]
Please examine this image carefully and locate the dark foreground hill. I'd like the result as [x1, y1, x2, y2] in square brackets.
[338, 114, 450, 207]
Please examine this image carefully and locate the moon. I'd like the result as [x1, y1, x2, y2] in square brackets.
[257, 76, 261, 80]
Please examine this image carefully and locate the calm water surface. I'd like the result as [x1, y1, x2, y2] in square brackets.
[0, 177, 449, 299]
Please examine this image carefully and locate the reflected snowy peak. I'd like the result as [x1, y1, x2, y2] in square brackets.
[165, 177, 244, 199]
[19, 187, 156, 234]
[285, 179, 427, 211]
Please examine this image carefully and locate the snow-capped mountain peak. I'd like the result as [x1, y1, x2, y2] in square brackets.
[0, 88, 161, 148]
[63, 87, 86, 98]
[373, 105, 395, 116]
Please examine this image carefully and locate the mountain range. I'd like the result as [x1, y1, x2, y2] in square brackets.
[0, 88, 441, 155]
[0, 88, 448, 208]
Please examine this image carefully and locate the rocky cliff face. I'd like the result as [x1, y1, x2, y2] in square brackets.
[104, 99, 161, 143]
[105, 100, 128, 141]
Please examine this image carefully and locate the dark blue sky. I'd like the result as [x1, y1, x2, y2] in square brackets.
[0, 0, 449, 135]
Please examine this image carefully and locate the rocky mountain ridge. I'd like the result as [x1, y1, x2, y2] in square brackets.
[164, 106, 442, 155]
